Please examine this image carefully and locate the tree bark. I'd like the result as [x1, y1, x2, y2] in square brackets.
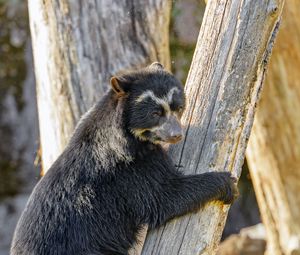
[246, 1, 300, 254]
[29, 0, 285, 254]
[142, 0, 284, 254]
[28, 0, 171, 172]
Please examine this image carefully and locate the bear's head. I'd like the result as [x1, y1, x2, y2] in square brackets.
[110, 62, 185, 145]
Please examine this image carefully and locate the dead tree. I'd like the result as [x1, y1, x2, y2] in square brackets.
[246, 1, 300, 254]
[28, 0, 171, 172]
[142, 0, 284, 254]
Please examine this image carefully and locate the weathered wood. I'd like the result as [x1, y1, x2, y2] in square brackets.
[246, 1, 300, 254]
[142, 0, 284, 254]
[217, 224, 266, 255]
[29, 0, 286, 254]
[28, 0, 171, 172]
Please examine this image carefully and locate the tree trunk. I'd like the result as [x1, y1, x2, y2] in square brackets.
[142, 0, 284, 254]
[28, 0, 171, 172]
[29, 0, 285, 254]
[246, 1, 300, 254]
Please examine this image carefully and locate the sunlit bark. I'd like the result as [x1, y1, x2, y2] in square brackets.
[247, 1, 300, 254]
[143, 0, 284, 254]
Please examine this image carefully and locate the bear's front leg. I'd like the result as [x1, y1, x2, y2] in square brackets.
[148, 171, 238, 228]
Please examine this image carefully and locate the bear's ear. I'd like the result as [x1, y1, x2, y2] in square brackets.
[110, 76, 128, 97]
[149, 62, 164, 70]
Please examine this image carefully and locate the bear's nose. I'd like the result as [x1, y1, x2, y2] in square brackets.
[167, 133, 183, 143]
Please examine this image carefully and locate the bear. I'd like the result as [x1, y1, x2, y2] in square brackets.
[11, 62, 238, 255]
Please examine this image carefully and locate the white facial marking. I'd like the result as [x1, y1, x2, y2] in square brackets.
[135, 90, 170, 112]
[135, 87, 180, 116]
[150, 123, 167, 132]
[166, 87, 180, 104]
[131, 128, 148, 141]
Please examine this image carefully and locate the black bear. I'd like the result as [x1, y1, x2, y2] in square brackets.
[11, 63, 238, 255]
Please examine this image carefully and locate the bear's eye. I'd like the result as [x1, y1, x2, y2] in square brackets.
[152, 111, 162, 117]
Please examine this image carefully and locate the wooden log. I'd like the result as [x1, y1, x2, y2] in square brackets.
[246, 1, 300, 254]
[142, 0, 284, 254]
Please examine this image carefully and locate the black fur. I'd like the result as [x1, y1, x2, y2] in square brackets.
[11, 64, 238, 255]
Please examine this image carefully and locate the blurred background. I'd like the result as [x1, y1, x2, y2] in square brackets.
[0, 2, 39, 254]
[0, 0, 299, 255]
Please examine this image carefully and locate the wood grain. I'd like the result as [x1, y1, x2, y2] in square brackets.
[28, 0, 171, 171]
[28, 0, 286, 254]
[142, 0, 284, 254]
[247, 1, 300, 254]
